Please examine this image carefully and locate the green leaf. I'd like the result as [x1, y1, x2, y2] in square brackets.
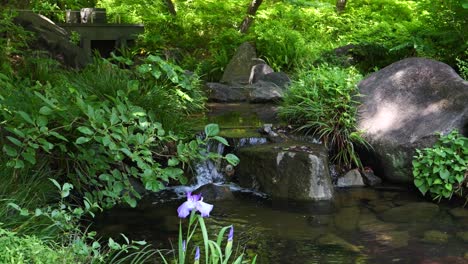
[439, 169, 450, 180]
[7, 136, 22, 147]
[205, 123, 220, 137]
[123, 195, 137, 208]
[418, 184, 428, 195]
[3, 145, 18, 157]
[14, 159, 24, 169]
[168, 158, 180, 166]
[17, 111, 34, 125]
[444, 183, 452, 191]
[77, 126, 94, 135]
[49, 131, 68, 142]
[21, 151, 36, 165]
[61, 183, 73, 198]
[226, 154, 240, 166]
[76, 137, 91, 144]
[49, 178, 62, 191]
[39, 106, 53, 115]
[414, 179, 423, 187]
[213, 136, 229, 146]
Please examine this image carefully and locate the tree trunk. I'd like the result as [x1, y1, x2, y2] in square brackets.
[239, 0, 263, 34]
[163, 0, 177, 16]
[336, 0, 347, 13]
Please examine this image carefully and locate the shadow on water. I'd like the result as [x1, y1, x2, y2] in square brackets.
[92, 187, 468, 264]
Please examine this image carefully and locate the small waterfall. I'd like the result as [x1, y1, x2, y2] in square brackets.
[193, 140, 225, 186]
[172, 135, 268, 197]
[172, 140, 226, 196]
[236, 137, 268, 148]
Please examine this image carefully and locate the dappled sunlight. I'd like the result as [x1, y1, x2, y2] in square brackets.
[359, 102, 407, 137]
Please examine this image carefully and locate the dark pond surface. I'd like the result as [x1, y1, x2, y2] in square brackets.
[93, 186, 468, 264]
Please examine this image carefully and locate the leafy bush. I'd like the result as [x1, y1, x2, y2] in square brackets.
[413, 130, 468, 203]
[0, 55, 237, 209]
[279, 64, 368, 169]
[0, 227, 79, 264]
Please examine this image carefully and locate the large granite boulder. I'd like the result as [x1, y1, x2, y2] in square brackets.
[258, 72, 291, 88]
[248, 81, 284, 103]
[221, 42, 258, 84]
[205, 83, 247, 102]
[14, 12, 89, 68]
[236, 142, 334, 200]
[357, 57, 468, 182]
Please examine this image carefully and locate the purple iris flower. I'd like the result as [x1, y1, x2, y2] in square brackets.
[182, 240, 186, 252]
[195, 246, 200, 261]
[177, 192, 214, 218]
[228, 225, 234, 241]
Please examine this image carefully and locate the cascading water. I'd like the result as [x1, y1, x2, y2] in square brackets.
[236, 137, 268, 147]
[172, 136, 268, 197]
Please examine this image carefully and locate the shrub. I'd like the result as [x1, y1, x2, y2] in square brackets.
[0, 227, 79, 264]
[413, 130, 468, 203]
[279, 64, 368, 170]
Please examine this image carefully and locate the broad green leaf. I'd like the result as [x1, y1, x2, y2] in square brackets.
[205, 123, 220, 137]
[439, 169, 450, 180]
[414, 179, 423, 187]
[62, 183, 73, 198]
[226, 154, 240, 166]
[168, 158, 180, 166]
[14, 159, 24, 169]
[39, 106, 53, 115]
[213, 136, 229, 146]
[36, 116, 48, 127]
[77, 126, 94, 135]
[21, 151, 36, 165]
[3, 145, 17, 157]
[17, 111, 34, 125]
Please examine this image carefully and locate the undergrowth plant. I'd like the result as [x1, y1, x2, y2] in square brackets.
[279, 64, 368, 170]
[413, 130, 468, 204]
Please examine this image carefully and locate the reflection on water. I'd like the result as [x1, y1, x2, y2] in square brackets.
[93, 188, 468, 264]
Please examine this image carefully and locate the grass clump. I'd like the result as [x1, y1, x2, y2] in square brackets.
[279, 64, 368, 170]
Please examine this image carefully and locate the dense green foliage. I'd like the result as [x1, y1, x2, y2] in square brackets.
[413, 130, 468, 203]
[93, 0, 467, 78]
[1, 0, 468, 261]
[0, 227, 79, 264]
[279, 65, 367, 169]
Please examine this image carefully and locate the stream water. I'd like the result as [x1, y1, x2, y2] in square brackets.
[93, 103, 467, 264]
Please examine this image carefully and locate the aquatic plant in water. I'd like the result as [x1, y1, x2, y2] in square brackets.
[159, 192, 256, 264]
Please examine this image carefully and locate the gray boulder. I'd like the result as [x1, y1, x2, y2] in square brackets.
[193, 183, 234, 202]
[14, 12, 89, 68]
[336, 169, 365, 187]
[221, 42, 258, 84]
[249, 62, 274, 84]
[361, 169, 382, 186]
[258, 72, 291, 88]
[236, 142, 334, 201]
[205, 82, 247, 102]
[357, 57, 468, 182]
[248, 81, 284, 103]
